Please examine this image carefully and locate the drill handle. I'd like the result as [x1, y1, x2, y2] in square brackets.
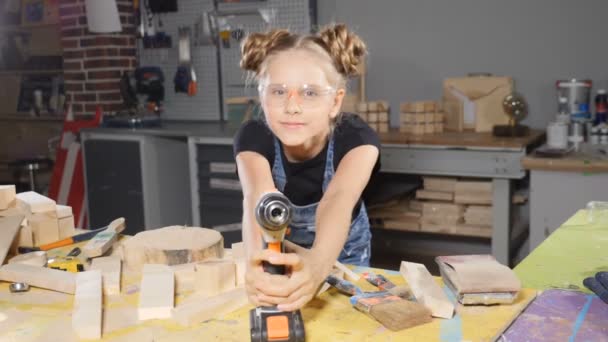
[263, 241, 286, 275]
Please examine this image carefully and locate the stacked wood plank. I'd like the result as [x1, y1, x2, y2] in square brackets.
[399, 101, 444, 135]
[0, 186, 76, 249]
[357, 100, 390, 133]
[367, 197, 422, 232]
[415, 177, 493, 238]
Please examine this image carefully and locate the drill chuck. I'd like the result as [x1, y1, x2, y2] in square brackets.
[255, 192, 293, 232]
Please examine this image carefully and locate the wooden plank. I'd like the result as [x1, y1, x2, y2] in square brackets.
[8, 250, 47, 266]
[172, 287, 248, 327]
[522, 154, 608, 173]
[232, 242, 246, 287]
[194, 260, 236, 297]
[0, 263, 76, 293]
[0, 215, 24, 264]
[420, 222, 492, 238]
[421, 202, 464, 217]
[28, 213, 59, 246]
[138, 264, 174, 321]
[423, 177, 457, 193]
[0, 185, 16, 210]
[72, 270, 102, 340]
[416, 190, 453, 202]
[455, 180, 492, 194]
[15, 191, 56, 214]
[378, 129, 545, 149]
[334, 260, 361, 282]
[400, 261, 454, 319]
[171, 263, 197, 294]
[90, 256, 121, 296]
[17, 224, 34, 248]
[58, 215, 76, 239]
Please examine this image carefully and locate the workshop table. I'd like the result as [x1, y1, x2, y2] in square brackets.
[0, 237, 537, 341]
[379, 130, 544, 266]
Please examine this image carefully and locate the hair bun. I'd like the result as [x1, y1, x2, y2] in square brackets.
[318, 23, 367, 77]
[240, 29, 294, 74]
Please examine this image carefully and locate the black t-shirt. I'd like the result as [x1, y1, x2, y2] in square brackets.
[233, 113, 381, 209]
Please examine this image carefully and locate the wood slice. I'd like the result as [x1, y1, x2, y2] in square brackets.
[121, 226, 224, 271]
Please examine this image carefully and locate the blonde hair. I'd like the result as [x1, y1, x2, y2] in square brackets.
[240, 23, 367, 89]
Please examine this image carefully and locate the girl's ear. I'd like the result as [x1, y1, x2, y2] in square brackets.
[329, 88, 346, 119]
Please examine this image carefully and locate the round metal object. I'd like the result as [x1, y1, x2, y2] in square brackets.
[9, 282, 30, 293]
[502, 92, 528, 124]
[255, 192, 293, 232]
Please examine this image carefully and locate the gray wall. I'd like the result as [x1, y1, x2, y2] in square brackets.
[318, 0, 608, 129]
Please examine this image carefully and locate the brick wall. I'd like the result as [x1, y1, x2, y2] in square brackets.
[58, 0, 137, 116]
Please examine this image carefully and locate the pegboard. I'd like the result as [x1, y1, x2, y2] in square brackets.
[138, 0, 313, 121]
[138, 0, 220, 121]
[217, 0, 312, 116]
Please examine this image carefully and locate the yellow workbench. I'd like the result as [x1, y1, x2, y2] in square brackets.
[0, 239, 536, 341]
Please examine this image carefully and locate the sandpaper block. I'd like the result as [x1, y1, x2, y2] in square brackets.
[435, 254, 521, 305]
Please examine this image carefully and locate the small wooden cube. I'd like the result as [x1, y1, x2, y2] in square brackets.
[415, 113, 426, 123]
[29, 214, 60, 246]
[412, 123, 425, 135]
[434, 111, 445, 123]
[0, 185, 16, 210]
[399, 125, 409, 134]
[424, 101, 437, 112]
[435, 123, 444, 133]
[357, 102, 368, 113]
[425, 112, 434, 123]
[378, 112, 389, 123]
[400, 102, 413, 113]
[379, 123, 389, 133]
[413, 101, 426, 113]
[367, 101, 378, 113]
[367, 112, 378, 123]
[425, 122, 435, 134]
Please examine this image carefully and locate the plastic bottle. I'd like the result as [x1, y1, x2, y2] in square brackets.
[595, 89, 608, 125]
[556, 97, 570, 123]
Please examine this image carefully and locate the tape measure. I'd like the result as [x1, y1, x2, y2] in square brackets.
[48, 257, 84, 273]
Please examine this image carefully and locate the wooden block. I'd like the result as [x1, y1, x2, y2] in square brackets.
[409, 200, 423, 212]
[423, 101, 437, 112]
[414, 113, 426, 123]
[424, 112, 434, 123]
[416, 190, 453, 201]
[138, 264, 175, 320]
[83, 217, 126, 258]
[0, 215, 24, 264]
[423, 177, 458, 192]
[413, 101, 426, 113]
[122, 226, 224, 271]
[421, 215, 463, 225]
[171, 263, 197, 294]
[195, 260, 236, 296]
[400, 102, 413, 113]
[371, 218, 420, 232]
[398, 125, 409, 134]
[422, 202, 464, 217]
[400, 261, 453, 319]
[367, 101, 378, 112]
[464, 205, 493, 226]
[172, 287, 248, 327]
[357, 102, 368, 113]
[58, 215, 76, 239]
[424, 122, 435, 134]
[231, 242, 245, 259]
[434, 111, 445, 123]
[0, 185, 16, 210]
[56, 205, 72, 219]
[72, 270, 102, 340]
[399, 112, 411, 123]
[0, 207, 25, 218]
[454, 181, 493, 205]
[377, 101, 389, 112]
[0, 263, 76, 293]
[435, 123, 444, 133]
[378, 112, 389, 123]
[29, 214, 59, 246]
[15, 191, 56, 214]
[90, 256, 121, 296]
[8, 251, 47, 267]
[367, 112, 378, 123]
[231, 242, 246, 287]
[334, 260, 361, 282]
[17, 224, 34, 248]
[419, 222, 492, 238]
[412, 124, 425, 135]
[379, 123, 389, 133]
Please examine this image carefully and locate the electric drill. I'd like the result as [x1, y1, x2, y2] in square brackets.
[250, 192, 306, 342]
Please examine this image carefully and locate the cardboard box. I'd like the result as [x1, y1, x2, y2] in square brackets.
[442, 76, 513, 132]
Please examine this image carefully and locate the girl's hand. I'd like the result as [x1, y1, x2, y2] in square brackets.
[245, 249, 330, 311]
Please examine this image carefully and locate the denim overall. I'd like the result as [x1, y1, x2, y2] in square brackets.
[271, 136, 372, 266]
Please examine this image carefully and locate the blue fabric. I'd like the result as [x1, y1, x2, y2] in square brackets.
[271, 136, 372, 266]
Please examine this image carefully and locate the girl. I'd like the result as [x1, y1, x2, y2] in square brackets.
[234, 23, 380, 311]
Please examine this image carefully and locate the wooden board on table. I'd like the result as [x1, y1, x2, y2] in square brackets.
[400, 261, 454, 319]
[72, 270, 102, 340]
[0, 215, 24, 264]
[0, 263, 76, 293]
[378, 129, 544, 149]
[138, 264, 174, 321]
[194, 260, 236, 297]
[90, 256, 121, 296]
[172, 287, 248, 327]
